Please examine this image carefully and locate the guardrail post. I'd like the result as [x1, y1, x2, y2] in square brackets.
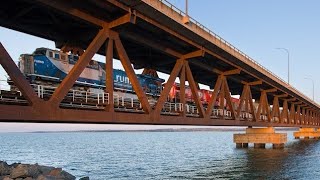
[37, 85, 41, 98]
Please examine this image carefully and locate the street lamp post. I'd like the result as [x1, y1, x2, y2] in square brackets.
[304, 77, 315, 101]
[275, 48, 290, 84]
[185, 0, 188, 16]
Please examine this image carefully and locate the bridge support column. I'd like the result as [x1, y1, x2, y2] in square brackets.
[234, 127, 287, 149]
[293, 128, 320, 139]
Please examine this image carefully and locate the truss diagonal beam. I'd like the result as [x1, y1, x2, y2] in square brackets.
[185, 62, 205, 118]
[154, 59, 184, 115]
[256, 90, 271, 122]
[237, 85, 249, 119]
[237, 84, 257, 121]
[49, 28, 109, 107]
[114, 37, 151, 113]
[0, 43, 42, 106]
[223, 76, 236, 119]
[205, 75, 223, 117]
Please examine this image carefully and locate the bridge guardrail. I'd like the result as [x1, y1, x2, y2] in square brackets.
[156, 0, 318, 108]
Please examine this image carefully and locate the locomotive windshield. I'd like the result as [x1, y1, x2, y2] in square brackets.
[33, 48, 47, 55]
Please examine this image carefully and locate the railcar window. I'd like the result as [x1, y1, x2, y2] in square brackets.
[54, 53, 60, 59]
[49, 51, 53, 58]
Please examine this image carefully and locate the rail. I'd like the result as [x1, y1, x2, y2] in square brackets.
[156, 0, 318, 108]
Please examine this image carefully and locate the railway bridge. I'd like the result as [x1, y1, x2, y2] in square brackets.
[0, 0, 319, 148]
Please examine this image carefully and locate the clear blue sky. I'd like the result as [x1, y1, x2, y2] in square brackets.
[0, 0, 320, 131]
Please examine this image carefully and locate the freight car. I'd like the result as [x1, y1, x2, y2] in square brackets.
[168, 82, 240, 110]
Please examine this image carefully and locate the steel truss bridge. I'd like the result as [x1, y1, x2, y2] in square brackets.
[0, 0, 319, 127]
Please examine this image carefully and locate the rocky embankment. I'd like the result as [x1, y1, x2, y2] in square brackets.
[0, 161, 89, 180]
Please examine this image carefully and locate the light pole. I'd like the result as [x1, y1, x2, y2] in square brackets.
[275, 48, 290, 84]
[185, 0, 188, 16]
[304, 77, 314, 101]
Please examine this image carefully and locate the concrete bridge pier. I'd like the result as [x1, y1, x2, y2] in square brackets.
[293, 128, 320, 139]
[234, 127, 287, 149]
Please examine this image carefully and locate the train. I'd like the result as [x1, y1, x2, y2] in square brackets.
[13, 47, 240, 110]
[15, 47, 164, 96]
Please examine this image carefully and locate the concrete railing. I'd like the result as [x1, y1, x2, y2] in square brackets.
[147, 0, 319, 109]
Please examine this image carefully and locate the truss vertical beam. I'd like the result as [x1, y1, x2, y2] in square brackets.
[296, 105, 301, 124]
[271, 96, 281, 123]
[289, 103, 295, 124]
[50, 28, 109, 107]
[219, 80, 225, 116]
[281, 100, 289, 124]
[114, 37, 151, 113]
[313, 111, 316, 125]
[179, 64, 186, 117]
[0, 43, 42, 106]
[105, 38, 114, 112]
[307, 110, 310, 125]
[307, 110, 311, 125]
[306, 110, 309, 125]
[302, 108, 306, 125]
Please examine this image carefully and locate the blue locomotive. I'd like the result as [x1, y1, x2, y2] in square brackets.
[17, 47, 164, 96]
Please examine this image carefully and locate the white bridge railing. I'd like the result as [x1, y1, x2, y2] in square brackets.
[0, 82, 309, 121]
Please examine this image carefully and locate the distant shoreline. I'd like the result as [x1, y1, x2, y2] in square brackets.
[28, 127, 299, 133]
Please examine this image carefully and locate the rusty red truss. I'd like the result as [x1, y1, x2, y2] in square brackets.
[0, 0, 319, 127]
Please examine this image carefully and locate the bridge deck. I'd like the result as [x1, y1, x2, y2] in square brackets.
[0, 0, 319, 126]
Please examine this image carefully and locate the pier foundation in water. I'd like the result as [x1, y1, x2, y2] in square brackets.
[293, 128, 320, 139]
[233, 127, 287, 149]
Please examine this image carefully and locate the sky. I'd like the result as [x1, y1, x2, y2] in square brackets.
[1, 0, 320, 132]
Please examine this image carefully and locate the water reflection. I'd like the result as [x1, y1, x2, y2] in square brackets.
[183, 134, 320, 179]
[235, 138, 320, 179]
[1, 131, 320, 179]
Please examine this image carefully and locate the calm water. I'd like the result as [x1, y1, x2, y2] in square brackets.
[0, 131, 319, 179]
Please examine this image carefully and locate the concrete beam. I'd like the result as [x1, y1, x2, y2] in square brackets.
[234, 127, 287, 149]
